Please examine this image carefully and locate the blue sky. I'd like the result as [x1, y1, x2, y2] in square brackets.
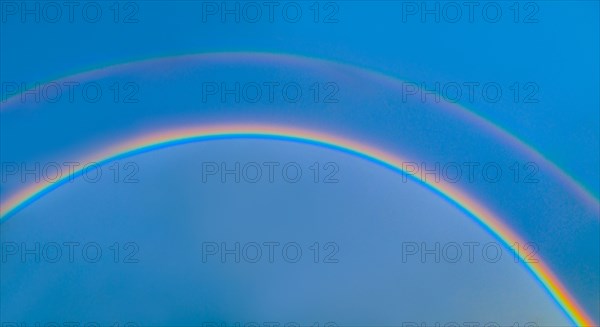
[1, 140, 572, 325]
[1, 1, 598, 194]
[1, 1, 598, 325]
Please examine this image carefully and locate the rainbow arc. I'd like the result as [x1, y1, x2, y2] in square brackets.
[0, 124, 595, 326]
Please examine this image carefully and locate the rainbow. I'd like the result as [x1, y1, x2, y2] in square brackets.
[1, 52, 598, 210]
[0, 124, 595, 326]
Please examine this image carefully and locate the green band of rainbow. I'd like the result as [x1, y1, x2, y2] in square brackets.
[1, 52, 597, 209]
[0, 124, 595, 326]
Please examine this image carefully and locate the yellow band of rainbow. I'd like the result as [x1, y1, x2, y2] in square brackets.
[0, 124, 595, 326]
[2, 51, 597, 209]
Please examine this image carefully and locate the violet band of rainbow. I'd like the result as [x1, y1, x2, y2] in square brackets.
[0, 124, 595, 326]
[1, 52, 597, 210]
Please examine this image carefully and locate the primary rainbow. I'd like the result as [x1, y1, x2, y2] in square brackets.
[0, 123, 595, 326]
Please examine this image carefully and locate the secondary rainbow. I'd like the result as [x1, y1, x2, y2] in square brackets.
[0, 124, 595, 326]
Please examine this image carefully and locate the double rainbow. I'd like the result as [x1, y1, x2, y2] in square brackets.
[1, 52, 598, 209]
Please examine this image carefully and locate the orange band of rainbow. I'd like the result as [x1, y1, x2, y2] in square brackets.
[0, 124, 595, 326]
